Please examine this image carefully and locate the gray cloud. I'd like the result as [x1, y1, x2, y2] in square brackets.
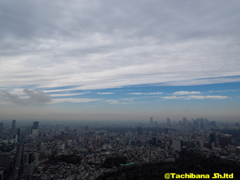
[0, 0, 238, 41]
[1, 89, 51, 105]
[0, 0, 240, 90]
[1, 91, 28, 105]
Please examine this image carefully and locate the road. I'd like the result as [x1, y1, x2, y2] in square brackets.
[11, 144, 23, 180]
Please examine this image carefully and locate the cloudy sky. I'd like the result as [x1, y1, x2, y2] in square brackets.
[0, 0, 240, 122]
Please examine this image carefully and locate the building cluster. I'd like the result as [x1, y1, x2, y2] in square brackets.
[0, 118, 240, 180]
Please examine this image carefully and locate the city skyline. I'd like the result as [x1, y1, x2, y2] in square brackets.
[0, 0, 240, 122]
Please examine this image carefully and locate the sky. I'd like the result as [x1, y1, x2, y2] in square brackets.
[0, 0, 240, 122]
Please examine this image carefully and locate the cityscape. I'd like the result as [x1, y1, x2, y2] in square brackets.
[0, 118, 240, 179]
[1, 0, 240, 179]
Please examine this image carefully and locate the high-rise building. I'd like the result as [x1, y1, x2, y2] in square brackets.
[204, 119, 209, 127]
[209, 132, 216, 143]
[167, 118, 171, 126]
[183, 117, 187, 126]
[0, 123, 3, 133]
[31, 121, 39, 136]
[209, 132, 216, 149]
[150, 117, 153, 125]
[32, 121, 39, 129]
[218, 135, 232, 147]
[11, 120, 16, 133]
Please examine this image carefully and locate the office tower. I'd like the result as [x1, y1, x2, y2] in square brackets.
[31, 121, 39, 136]
[204, 119, 209, 126]
[150, 117, 153, 125]
[183, 117, 187, 126]
[209, 132, 216, 149]
[33, 121, 39, 129]
[218, 135, 232, 147]
[209, 132, 216, 143]
[11, 120, 16, 133]
[167, 118, 171, 126]
[0, 123, 3, 133]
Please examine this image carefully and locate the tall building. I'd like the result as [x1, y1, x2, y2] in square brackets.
[0, 123, 3, 133]
[31, 121, 39, 136]
[218, 135, 232, 147]
[183, 117, 187, 127]
[209, 132, 216, 149]
[150, 117, 153, 125]
[167, 118, 171, 126]
[209, 132, 216, 143]
[11, 120, 16, 134]
[32, 122, 39, 129]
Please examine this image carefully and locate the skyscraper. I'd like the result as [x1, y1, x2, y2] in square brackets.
[0, 123, 3, 134]
[32, 121, 39, 129]
[218, 135, 232, 147]
[31, 121, 39, 136]
[209, 132, 216, 149]
[150, 117, 153, 125]
[167, 118, 171, 126]
[209, 132, 216, 143]
[183, 117, 187, 126]
[11, 120, 16, 133]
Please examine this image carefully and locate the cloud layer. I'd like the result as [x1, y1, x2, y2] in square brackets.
[0, 0, 239, 91]
[161, 95, 228, 100]
[173, 91, 201, 95]
[1, 89, 51, 105]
